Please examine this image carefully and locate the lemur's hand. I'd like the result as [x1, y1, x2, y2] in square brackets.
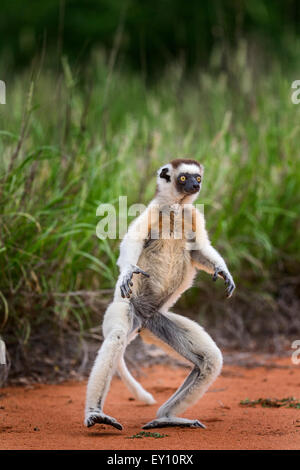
[212, 267, 235, 298]
[120, 264, 150, 299]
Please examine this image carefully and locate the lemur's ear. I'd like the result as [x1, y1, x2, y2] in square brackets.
[159, 167, 171, 182]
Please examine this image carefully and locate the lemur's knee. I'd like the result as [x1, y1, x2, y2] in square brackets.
[197, 343, 223, 380]
[210, 344, 223, 377]
[106, 328, 128, 346]
[102, 301, 132, 338]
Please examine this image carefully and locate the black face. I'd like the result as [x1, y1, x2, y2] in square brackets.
[176, 173, 201, 194]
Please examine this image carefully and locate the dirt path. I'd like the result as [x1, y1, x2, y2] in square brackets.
[1, 356, 300, 450]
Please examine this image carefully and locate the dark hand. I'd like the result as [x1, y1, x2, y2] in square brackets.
[120, 265, 150, 299]
[213, 267, 235, 298]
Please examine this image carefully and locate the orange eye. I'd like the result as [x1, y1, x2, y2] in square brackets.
[197, 176, 201, 182]
[180, 175, 186, 182]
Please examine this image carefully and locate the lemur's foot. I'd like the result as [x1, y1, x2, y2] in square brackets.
[142, 417, 206, 429]
[85, 410, 123, 430]
[120, 264, 150, 298]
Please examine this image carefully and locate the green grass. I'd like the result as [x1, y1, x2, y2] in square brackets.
[0, 43, 299, 348]
[240, 397, 300, 409]
[126, 431, 168, 439]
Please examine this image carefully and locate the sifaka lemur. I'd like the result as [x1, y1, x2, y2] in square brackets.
[85, 158, 235, 430]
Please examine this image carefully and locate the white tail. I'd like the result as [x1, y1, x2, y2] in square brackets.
[118, 354, 156, 405]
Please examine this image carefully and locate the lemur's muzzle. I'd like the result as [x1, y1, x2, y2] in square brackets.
[184, 177, 200, 194]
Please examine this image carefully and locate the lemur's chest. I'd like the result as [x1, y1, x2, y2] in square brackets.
[142, 238, 189, 263]
[137, 238, 191, 295]
[140, 208, 193, 273]
[134, 206, 195, 297]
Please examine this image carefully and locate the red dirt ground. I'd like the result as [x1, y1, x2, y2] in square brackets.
[1, 356, 300, 450]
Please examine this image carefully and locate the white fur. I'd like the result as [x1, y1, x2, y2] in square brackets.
[187, 208, 229, 275]
[156, 164, 179, 205]
[115, 206, 152, 302]
[176, 163, 201, 175]
[85, 301, 131, 414]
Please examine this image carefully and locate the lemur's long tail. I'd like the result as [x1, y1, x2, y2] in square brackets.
[117, 354, 156, 405]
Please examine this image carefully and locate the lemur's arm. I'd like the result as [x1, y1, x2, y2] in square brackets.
[188, 208, 235, 298]
[115, 206, 152, 300]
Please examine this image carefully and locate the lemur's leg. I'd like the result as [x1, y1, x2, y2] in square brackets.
[85, 301, 133, 430]
[142, 311, 222, 429]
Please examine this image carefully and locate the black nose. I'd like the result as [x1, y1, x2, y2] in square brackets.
[184, 178, 200, 193]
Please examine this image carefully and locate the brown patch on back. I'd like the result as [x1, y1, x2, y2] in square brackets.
[170, 158, 201, 169]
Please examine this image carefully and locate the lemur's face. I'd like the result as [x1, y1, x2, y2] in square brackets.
[157, 158, 204, 201]
[176, 172, 201, 194]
